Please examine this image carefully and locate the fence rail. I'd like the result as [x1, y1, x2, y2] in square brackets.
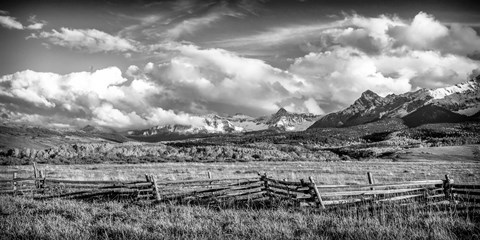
[1, 163, 479, 208]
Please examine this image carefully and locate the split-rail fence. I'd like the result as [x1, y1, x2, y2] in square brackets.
[1, 164, 479, 208]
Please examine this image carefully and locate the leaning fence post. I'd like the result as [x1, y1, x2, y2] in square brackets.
[367, 172, 375, 188]
[151, 175, 161, 202]
[443, 174, 454, 202]
[308, 176, 325, 209]
[33, 162, 38, 178]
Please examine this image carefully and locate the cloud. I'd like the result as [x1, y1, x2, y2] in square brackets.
[204, 11, 480, 110]
[0, 13, 46, 30]
[34, 28, 137, 53]
[0, 67, 127, 109]
[389, 12, 448, 49]
[206, 14, 402, 54]
[2, 37, 479, 130]
[118, 0, 251, 43]
[143, 44, 315, 115]
[304, 98, 325, 115]
[164, 3, 245, 40]
[0, 15, 24, 29]
[164, 13, 223, 40]
[211, 12, 480, 60]
[388, 12, 480, 57]
[289, 47, 479, 107]
[2, 11, 480, 129]
[0, 65, 224, 129]
[0, 43, 330, 129]
[0, 67, 140, 128]
[289, 47, 412, 106]
[25, 15, 46, 30]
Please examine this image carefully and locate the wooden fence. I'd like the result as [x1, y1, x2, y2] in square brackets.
[0, 164, 479, 208]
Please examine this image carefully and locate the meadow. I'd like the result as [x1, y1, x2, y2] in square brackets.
[1, 194, 479, 240]
[1, 145, 479, 240]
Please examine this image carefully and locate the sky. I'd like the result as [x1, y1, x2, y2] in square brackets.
[0, 0, 480, 130]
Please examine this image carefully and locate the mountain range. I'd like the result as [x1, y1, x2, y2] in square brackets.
[308, 78, 480, 129]
[0, 77, 478, 154]
[126, 108, 321, 140]
[126, 77, 479, 140]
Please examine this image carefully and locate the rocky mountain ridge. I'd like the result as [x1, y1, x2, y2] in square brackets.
[128, 108, 322, 139]
[309, 78, 480, 129]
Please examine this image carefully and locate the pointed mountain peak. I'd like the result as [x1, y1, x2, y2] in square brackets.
[276, 107, 288, 115]
[361, 90, 380, 98]
[349, 89, 385, 110]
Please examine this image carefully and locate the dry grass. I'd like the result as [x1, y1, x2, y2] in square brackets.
[1, 148, 479, 240]
[1, 195, 479, 240]
[2, 159, 479, 185]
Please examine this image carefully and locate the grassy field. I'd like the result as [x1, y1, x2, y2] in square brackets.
[1, 145, 479, 240]
[1, 195, 479, 240]
[3, 157, 479, 185]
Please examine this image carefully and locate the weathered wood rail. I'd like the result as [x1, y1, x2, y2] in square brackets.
[1, 164, 479, 208]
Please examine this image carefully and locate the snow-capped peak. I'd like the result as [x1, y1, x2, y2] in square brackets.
[309, 78, 480, 129]
[428, 79, 479, 99]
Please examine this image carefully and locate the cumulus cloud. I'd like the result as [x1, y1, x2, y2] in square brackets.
[0, 44, 328, 129]
[0, 15, 24, 29]
[2, 11, 480, 129]
[143, 44, 317, 115]
[289, 47, 413, 106]
[0, 65, 234, 129]
[2, 39, 479, 129]
[216, 11, 480, 109]
[0, 67, 144, 128]
[388, 12, 480, 57]
[34, 28, 137, 53]
[289, 46, 479, 107]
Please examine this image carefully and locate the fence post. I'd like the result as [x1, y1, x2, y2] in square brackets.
[33, 162, 38, 188]
[367, 172, 375, 188]
[33, 162, 38, 177]
[283, 178, 290, 196]
[207, 171, 212, 188]
[308, 176, 325, 209]
[443, 174, 454, 202]
[145, 174, 151, 183]
[12, 172, 17, 194]
[261, 173, 270, 198]
[39, 170, 45, 193]
[367, 172, 376, 199]
[151, 175, 161, 202]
